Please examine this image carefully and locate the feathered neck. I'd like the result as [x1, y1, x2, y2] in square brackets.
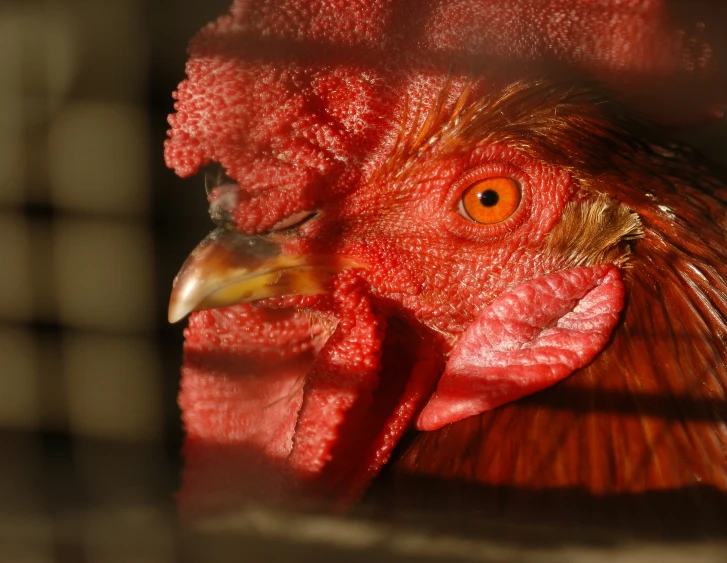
[384, 83, 727, 535]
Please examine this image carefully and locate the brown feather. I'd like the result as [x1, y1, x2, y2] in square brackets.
[373, 80, 727, 536]
[542, 195, 643, 269]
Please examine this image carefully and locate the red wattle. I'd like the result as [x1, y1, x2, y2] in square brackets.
[417, 265, 625, 431]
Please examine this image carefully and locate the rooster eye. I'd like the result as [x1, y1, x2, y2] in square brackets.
[458, 177, 521, 224]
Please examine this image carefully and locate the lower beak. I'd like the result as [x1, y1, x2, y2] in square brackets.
[168, 228, 356, 323]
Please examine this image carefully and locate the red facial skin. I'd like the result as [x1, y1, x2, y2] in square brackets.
[278, 144, 572, 335]
[166, 0, 725, 515]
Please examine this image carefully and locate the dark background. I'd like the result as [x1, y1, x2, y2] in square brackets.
[1, 1, 727, 561]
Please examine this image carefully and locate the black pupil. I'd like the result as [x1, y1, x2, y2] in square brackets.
[478, 189, 500, 207]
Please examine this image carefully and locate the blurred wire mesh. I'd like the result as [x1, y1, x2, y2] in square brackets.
[0, 0, 225, 560]
[1, 1, 727, 562]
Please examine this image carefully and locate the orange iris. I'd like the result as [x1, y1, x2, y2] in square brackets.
[460, 177, 521, 224]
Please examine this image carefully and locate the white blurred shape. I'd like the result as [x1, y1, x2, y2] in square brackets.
[54, 218, 154, 331]
[63, 332, 162, 441]
[0, 214, 33, 320]
[49, 103, 149, 214]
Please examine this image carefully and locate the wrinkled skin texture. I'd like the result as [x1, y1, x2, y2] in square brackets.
[166, 0, 727, 519]
[418, 265, 624, 429]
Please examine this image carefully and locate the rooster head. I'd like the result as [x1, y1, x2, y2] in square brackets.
[165, 0, 727, 516]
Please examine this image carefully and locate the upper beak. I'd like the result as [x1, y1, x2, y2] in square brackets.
[168, 228, 356, 323]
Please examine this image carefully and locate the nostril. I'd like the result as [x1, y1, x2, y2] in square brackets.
[208, 184, 240, 227]
[199, 162, 241, 227]
[203, 162, 235, 197]
[270, 210, 318, 232]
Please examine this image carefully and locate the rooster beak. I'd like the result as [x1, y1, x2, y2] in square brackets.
[168, 228, 355, 323]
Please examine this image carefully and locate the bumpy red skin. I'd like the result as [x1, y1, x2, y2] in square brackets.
[167, 0, 724, 514]
[418, 265, 625, 430]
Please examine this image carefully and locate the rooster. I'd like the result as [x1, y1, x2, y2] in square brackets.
[165, 0, 727, 531]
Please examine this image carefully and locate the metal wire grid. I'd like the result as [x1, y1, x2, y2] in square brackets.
[0, 1, 184, 560]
